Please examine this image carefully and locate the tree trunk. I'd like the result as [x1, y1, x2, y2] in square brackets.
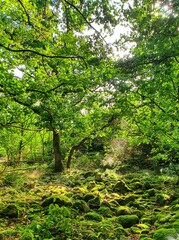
[52, 129, 64, 172]
[67, 138, 87, 169]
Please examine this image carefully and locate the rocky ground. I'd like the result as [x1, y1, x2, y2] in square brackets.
[0, 163, 178, 240]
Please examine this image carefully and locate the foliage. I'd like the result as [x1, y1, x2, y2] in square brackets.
[114, 0, 179, 164]
[2, 172, 25, 188]
[20, 204, 73, 240]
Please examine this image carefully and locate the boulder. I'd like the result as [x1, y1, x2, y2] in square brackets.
[113, 180, 131, 194]
[1, 204, 19, 218]
[88, 196, 101, 209]
[72, 200, 90, 213]
[117, 215, 139, 228]
[42, 195, 71, 207]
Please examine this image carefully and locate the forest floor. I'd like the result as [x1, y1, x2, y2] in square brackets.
[0, 159, 178, 240]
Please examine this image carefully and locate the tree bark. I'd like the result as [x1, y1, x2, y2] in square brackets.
[67, 138, 87, 169]
[52, 129, 64, 172]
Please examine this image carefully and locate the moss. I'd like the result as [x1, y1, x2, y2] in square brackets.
[131, 181, 143, 190]
[118, 194, 136, 205]
[98, 206, 112, 217]
[131, 226, 141, 233]
[140, 237, 153, 240]
[108, 199, 119, 209]
[86, 233, 98, 240]
[72, 200, 90, 213]
[113, 180, 131, 194]
[116, 206, 131, 216]
[171, 204, 179, 210]
[146, 188, 157, 196]
[2, 204, 19, 218]
[172, 220, 179, 231]
[87, 181, 96, 190]
[88, 196, 101, 209]
[137, 223, 150, 230]
[129, 201, 145, 210]
[83, 193, 96, 202]
[153, 228, 178, 240]
[42, 195, 71, 207]
[117, 215, 139, 228]
[84, 212, 103, 222]
[155, 193, 171, 206]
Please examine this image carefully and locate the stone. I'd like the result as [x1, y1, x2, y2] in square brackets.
[98, 206, 112, 217]
[116, 206, 131, 216]
[113, 180, 131, 194]
[84, 212, 103, 222]
[88, 196, 101, 209]
[42, 195, 71, 207]
[2, 204, 19, 218]
[72, 200, 90, 213]
[117, 215, 139, 228]
[155, 193, 170, 206]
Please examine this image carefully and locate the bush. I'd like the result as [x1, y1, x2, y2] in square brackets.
[20, 204, 73, 239]
[2, 172, 25, 188]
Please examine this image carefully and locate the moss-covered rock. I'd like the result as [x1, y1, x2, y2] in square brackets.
[72, 200, 90, 213]
[130, 180, 143, 190]
[84, 212, 103, 222]
[42, 195, 71, 207]
[140, 237, 153, 240]
[153, 228, 178, 240]
[171, 204, 179, 210]
[137, 223, 150, 230]
[116, 206, 131, 216]
[117, 215, 139, 228]
[83, 171, 95, 178]
[83, 193, 96, 202]
[87, 181, 96, 190]
[86, 233, 98, 240]
[131, 226, 141, 233]
[155, 193, 171, 206]
[143, 181, 153, 190]
[1, 204, 19, 218]
[88, 196, 101, 209]
[98, 206, 112, 217]
[146, 188, 157, 197]
[129, 201, 145, 210]
[117, 194, 136, 205]
[108, 199, 119, 209]
[113, 180, 131, 194]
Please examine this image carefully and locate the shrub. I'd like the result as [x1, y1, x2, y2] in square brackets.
[20, 204, 73, 239]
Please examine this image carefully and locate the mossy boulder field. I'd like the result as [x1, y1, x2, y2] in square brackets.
[0, 161, 178, 239]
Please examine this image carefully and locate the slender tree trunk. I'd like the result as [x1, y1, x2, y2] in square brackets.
[67, 138, 87, 169]
[18, 127, 24, 162]
[18, 139, 23, 162]
[52, 129, 64, 172]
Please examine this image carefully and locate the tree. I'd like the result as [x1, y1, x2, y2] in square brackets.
[115, 0, 179, 163]
[0, 0, 120, 171]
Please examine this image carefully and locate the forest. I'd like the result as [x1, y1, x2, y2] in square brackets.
[0, 0, 178, 239]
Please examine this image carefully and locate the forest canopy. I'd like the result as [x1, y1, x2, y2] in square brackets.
[0, 0, 178, 172]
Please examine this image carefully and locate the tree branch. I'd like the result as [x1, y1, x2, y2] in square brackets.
[0, 122, 42, 131]
[0, 44, 88, 68]
[16, 0, 32, 26]
[63, 0, 106, 42]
